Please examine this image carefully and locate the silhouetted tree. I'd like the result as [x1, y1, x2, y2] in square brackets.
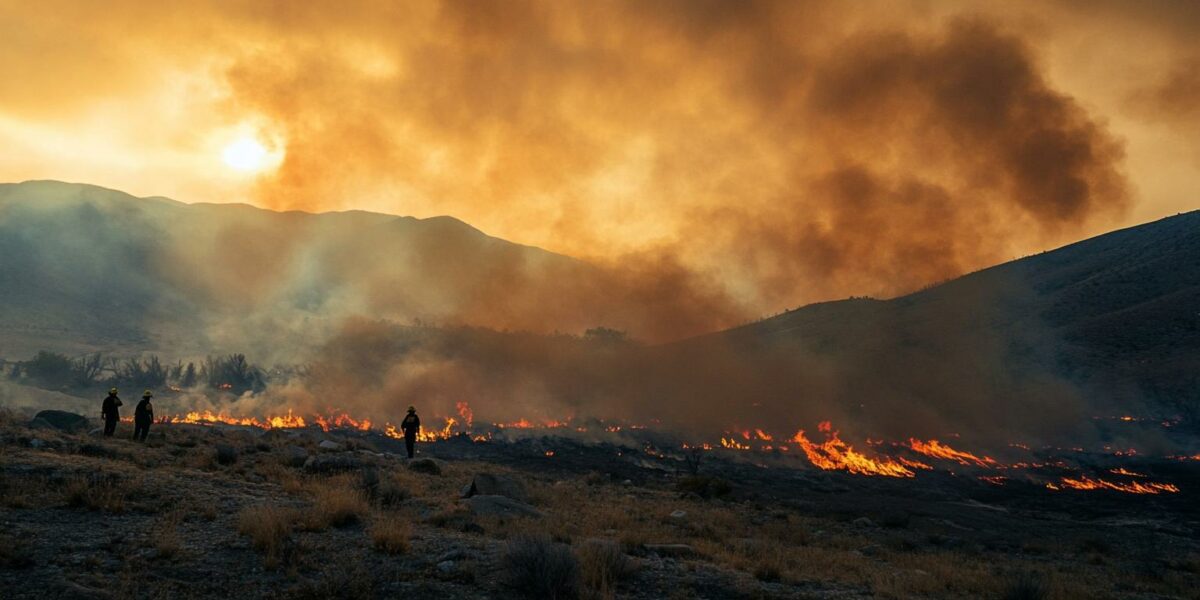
[204, 354, 264, 394]
[22, 351, 73, 388]
[71, 353, 104, 388]
[583, 327, 630, 345]
[181, 362, 197, 388]
[115, 355, 167, 390]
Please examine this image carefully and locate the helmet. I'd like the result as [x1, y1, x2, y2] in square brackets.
[143, 390, 154, 398]
[109, 387, 119, 395]
[407, 406, 416, 413]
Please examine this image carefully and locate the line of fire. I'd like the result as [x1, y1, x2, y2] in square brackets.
[115, 400, 1189, 496]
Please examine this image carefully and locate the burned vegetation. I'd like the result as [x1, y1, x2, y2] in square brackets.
[1, 406, 1198, 599]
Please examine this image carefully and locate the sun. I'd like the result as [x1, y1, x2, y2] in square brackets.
[221, 136, 271, 172]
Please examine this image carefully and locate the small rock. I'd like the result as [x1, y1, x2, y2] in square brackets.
[852, 517, 875, 528]
[460, 473, 528, 502]
[860, 544, 884, 557]
[304, 455, 364, 473]
[669, 510, 687, 519]
[645, 544, 695, 557]
[318, 440, 344, 451]
[621, 479, 633, 486]
[28, 438, 46, 449]
[437, 560, 455, 573]
[215, 444, 238, 465]
[466, 495, 543, 518]
[283, 445, 309, 468]
[436, 549, 468, 563]
[408, 458, 443, 475]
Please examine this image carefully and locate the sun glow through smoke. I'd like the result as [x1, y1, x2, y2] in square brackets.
[221, 136, 276, 173]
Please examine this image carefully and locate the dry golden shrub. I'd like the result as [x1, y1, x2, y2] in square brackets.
[370, 516, 411, 555]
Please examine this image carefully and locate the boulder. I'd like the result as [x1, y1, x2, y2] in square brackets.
[465, 495, 543, 518]
[304, 454, 364, 473]
[283, 445, 309, 468]
[408, 458, 443, 475]
[29, 410, 90, 433]
[214, 444, 238, 465]
[669, 510, 687, 519]
[459, 472, 529, 502]
[852, 517, 876, 528]
[318, 440, 344, 451]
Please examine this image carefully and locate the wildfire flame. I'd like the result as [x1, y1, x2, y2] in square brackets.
[154, 405, 1181, 495]
[908, 438, 997, 468]
[791, 421, 916, 478]
[1046, 476, 1179, 495]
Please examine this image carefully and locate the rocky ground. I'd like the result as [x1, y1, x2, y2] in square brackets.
[1, 408, 1198, 599]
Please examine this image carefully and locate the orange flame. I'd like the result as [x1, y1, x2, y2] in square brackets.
[1047, 475, 1179, 494]
[791, 422, 915, 478]
[908, 439, 997, 468]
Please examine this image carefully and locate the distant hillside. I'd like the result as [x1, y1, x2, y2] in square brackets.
[0, 181, 605, 360]
[669, 210, 1200, 437]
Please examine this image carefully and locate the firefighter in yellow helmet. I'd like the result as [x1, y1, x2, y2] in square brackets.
[133, 390, 154, 442]
[100, 388, 122, 437]
[400, 406, 420, 458]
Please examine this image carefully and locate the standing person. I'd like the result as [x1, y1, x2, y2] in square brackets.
[101, 388, 122, 437]
[400, 406, 420, 459]
[133, 390, 154, 442]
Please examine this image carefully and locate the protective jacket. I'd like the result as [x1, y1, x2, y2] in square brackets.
[135, 398, 154, 424]
[401, 413, 420, 437]
[101, 394, 122, 421]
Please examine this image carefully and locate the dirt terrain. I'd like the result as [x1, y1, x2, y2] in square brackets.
[2, 409, 1198, 599]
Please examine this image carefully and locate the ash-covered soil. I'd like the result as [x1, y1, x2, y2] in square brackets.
[2, 414, 1198, 599]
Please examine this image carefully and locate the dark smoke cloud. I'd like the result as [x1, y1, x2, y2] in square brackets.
[206, 4, 1130, 325]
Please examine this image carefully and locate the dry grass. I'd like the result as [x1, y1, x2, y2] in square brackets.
[301, 480, 370, 530]
[503, 534, 580, 600]
[237, 504, 296, 567]
[576, 538, 636, 595]
[369, 516, 411, 554]
[63, 474, 126, 513]
[153, 512, 183, 559]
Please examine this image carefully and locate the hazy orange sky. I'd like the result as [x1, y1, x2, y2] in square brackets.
[1, 0, 1197, 315]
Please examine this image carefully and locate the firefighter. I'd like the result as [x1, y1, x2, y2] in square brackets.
[101, 388, 122, 437]
[133, 390, 154, 442]
[400, 406, 420, 458]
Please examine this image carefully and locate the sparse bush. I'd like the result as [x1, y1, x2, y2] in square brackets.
[370, 516, 410, 555]
[63, 474, 125, 513]
[879, 510, 911, 529]
[375, 476, 410, 508]
[304, 485, 369, 530]
[0, 533, 34, 569]
[215, 444, 238, 465]
[675, 475, 731, 499]
[576, 539, 635, 593]
[237, 504, 295, 567]
[1080, 537, 1111, 555]
[503, 534, 580, 600]
[1002, 572, 1048, 600]
[153, 513, 182, 559]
